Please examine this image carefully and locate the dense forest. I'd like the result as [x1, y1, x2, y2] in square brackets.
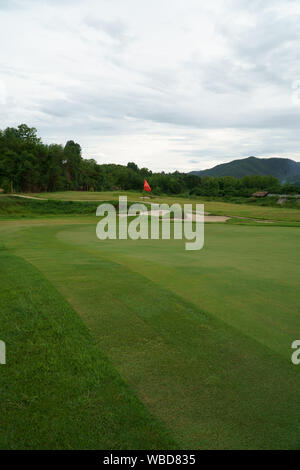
[0, 124, 299, 197]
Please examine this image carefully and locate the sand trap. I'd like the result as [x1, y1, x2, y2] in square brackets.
[119, 209, 170, 217]
[252, 219, 274, 224]
[11, 194, 47, 200]
[186, 213, 230, 222]
[118, 209, 230, 222]
[204, 215, 230, 222]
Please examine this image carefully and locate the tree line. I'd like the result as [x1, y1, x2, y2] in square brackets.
[0, 124, 298, 197]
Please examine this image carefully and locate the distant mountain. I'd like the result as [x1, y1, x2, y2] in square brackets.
[190, 157, 300, 183]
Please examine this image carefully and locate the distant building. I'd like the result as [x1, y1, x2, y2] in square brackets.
[252, 191, 269, 198]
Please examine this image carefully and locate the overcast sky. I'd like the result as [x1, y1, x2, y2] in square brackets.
[1, 0, 300, 172]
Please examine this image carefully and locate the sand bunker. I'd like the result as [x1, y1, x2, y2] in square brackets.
[204, 215, 230, 222]
[119, 209, 230, 222]
[11, 194, 47, 200]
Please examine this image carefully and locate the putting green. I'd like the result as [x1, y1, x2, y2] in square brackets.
[1, 218, 300, 449]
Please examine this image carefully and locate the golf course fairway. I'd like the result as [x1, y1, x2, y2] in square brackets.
[1, 215, 300, 449]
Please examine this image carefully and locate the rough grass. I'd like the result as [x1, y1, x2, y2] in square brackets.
[1, 219, 300, 449]
[24, 191, 143, 202]
[0, 196, 145, 220]
[0, 244, 177, 450]
[22, 191, 300, 222]
[0, 195, 100, 218]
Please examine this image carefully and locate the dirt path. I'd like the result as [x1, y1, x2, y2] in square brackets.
[11, 194, 47, 200]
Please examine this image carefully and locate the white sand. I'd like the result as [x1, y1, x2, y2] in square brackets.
[119, 209, 230, 222]
[11, 194, 47, 200]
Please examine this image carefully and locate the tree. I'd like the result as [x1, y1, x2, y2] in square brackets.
[17, 124, 40, 145]
[63, 140, 82, 189]
[0, 123, 297, 197]
[127, 162, 139, 172]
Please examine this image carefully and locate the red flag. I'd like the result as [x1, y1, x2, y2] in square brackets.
[144, 179, 151, 192]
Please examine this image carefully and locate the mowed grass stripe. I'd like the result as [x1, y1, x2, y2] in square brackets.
[54, 222, 300, 359]
[5, 224, 300, 449]
[0, 245, 177, 450]
[83, 223, 300, 360]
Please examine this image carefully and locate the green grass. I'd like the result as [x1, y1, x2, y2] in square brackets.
[0, 243, 177, 450]
[0, 195, 100, 218]
[21, 191, 300, 222]
[0, 195, 145, 220]
[1, 216, 300, 449]
[24, 191, 144, 202]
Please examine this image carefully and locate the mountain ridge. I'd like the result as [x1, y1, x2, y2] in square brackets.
[190, 157, 300, 183]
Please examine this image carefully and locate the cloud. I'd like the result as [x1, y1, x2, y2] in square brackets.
[84, 16, 131, 44]
[1, 0, 300, 171]
[0, 0, 20, 10]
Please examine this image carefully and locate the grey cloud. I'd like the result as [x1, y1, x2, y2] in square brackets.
[0, 0, 21, 10]
[84, 16, 132, 45]
[37, 78, 300, 134]
[2, 0, 300, 170]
